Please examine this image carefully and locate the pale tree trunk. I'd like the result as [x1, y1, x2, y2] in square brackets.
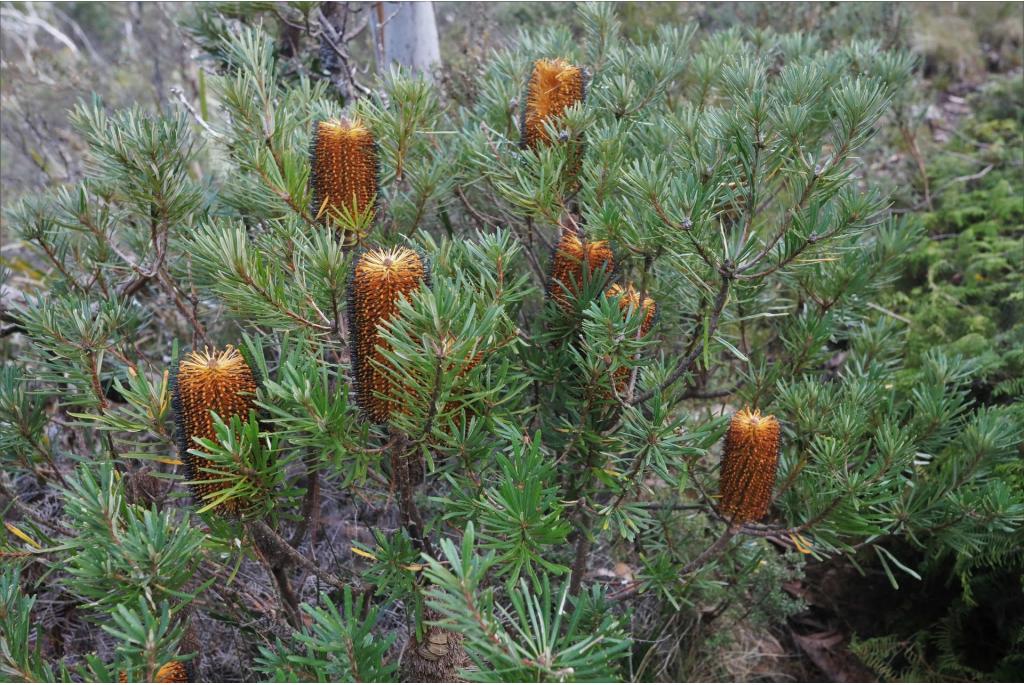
[371, 1, 442, 81]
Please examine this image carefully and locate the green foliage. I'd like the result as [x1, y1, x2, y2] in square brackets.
[106, 599, 188, 683]
[0, 568, 57, 682]
[435, 430, 572, 586]
[62, 461, 206, 610]
[843, 70, 1024, 682]
[423, 524, 632, 682]
[255, 589, 397, 682]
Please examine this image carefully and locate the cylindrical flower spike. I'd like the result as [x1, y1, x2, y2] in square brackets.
[546, 226, 616, 314]
[348, 246, 430, 424]
[171, 345, 259, 516]
[606, 283, 658, 394]
[520, 58, 587, 150]
[607, 283, 658, 336]
[719, 408, 781, 524]
[309, 117, 379, 244]
[119, 661, 192, 683]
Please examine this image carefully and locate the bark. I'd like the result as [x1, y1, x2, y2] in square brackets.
[371, 1, 442, 80]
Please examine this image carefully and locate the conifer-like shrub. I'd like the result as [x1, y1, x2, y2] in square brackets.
[2, 3, 1022, 682]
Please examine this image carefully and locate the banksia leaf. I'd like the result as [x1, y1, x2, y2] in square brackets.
[348, 246, 431, 424]
[719, 408, 781, 524]
[171, 346, 259, 516]
[118, 661, 192, 683]
[607, 283, 658, 394]
[442, 338, 485, 427]
[546, 225, 616, 314]
[309, 117, 379, 244]
[520, 58, 587, 149]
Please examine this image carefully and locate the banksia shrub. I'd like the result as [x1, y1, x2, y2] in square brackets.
[546, 225, 616, 314]
[15, 7, 1019, 683]
[171, 346, 259, 516]
[606, 282, 658, 394]
[309, 117, 379, 243]
[348, 246, 431, 424]
[719, 408, 781, 524]
[520, 58, 586, 150]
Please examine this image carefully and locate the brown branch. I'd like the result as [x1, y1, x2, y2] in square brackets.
[632, 274, 731, 405]
[289, 457, 321, 549]
[735, 171, 819, 276]
[568, 508, 592, 596]
[244, 519, 356, 592]
[170, 86, 224, 139]
[316, 7, 371, 97]
[650, 194, 716, 270]
[610, 524, 739, 601]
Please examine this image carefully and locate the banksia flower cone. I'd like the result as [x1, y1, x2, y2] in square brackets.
[119, 661, 192, 683]
[607, 283, 658, 394]
[309, 117, 378, 243]
[521, 58, 586, 149]
[171, 345, 259, 516]
[546, 226, 616, 313]
[719, 408, 781, 524]
[348, 246, 430, 424]
[401, 609, 472, 682]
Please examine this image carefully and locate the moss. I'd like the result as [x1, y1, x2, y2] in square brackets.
[890, 73, 1023, 397]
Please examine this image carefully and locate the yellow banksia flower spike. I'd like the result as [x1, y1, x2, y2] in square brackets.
[719, 408, 781, 524]
[606, 283, 659, 394]
[520, 58, 587, 150]
[119, 660, 192, 683]
[309, 117, 379, 244]
[546, 225, 616, 314]
[171, 345, 259, 516]
[348, 246, 430, 424]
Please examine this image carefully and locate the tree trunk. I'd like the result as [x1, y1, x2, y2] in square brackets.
[372, 1, 442, 81]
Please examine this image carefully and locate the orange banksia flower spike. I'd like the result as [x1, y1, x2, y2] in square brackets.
[348, 245, 431, 424]
[520, 58, 587, 150]
[119, 660, 192, 683]
[606, 283, 658, 336]
[719, 408, 781, 524]
[309, 117, 379, 244]
[546, 224, 616, 314]
[154, 662, 191, 683]
[171, 345, 260, 516]
[606, 283, 659, 394]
